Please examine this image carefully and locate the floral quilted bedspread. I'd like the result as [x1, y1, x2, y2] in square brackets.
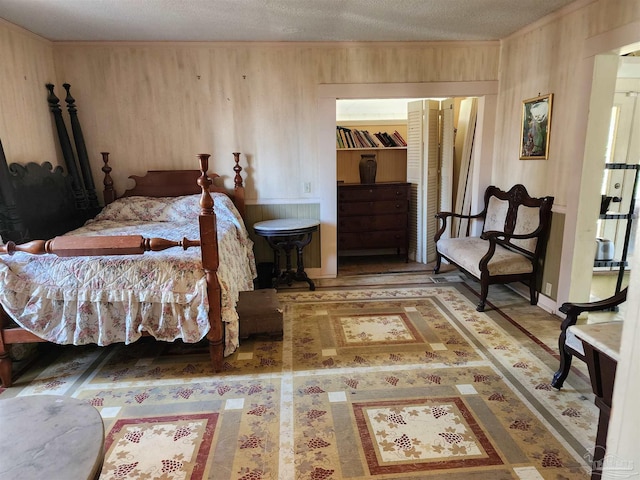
[0, 194, 256, 356]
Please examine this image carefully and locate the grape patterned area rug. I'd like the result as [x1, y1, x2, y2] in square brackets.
[0, 283, 596, 479]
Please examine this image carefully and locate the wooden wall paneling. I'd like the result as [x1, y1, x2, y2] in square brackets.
[49, 41, 500, 204]
[0, 21, 59, 165]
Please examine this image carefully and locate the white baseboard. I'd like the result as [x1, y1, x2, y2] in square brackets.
[506, 283, 559, 316]
[536, 293, 558, 315]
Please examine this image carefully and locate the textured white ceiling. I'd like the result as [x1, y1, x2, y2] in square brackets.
[0, 0, 577, 42]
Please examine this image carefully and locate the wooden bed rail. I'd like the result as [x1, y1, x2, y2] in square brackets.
[0, 235, 201, 257]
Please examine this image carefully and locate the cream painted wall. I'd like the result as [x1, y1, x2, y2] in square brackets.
[0, 20, 58, 164]
[495, 0, 640, 205]
[47, 41, 499, 202]
[496, 0, 640, 306]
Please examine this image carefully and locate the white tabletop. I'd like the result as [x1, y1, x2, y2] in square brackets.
[568, 322, 623, 362]
[254, 218, 319, 233]
[0, 395, 104, 480]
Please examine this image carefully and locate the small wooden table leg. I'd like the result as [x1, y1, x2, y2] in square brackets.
[254, 219, 319, 291]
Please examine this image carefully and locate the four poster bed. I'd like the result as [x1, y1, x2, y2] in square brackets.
[0, 146, 256, 388]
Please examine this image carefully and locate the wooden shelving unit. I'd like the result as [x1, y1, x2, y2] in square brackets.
[336, 147, 407, 184]
[594, 163, 639, 294]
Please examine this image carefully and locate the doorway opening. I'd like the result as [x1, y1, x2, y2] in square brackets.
[335, 97, 479, 274]
[589, 53, 640, 303]
[316, 82, 498, 280]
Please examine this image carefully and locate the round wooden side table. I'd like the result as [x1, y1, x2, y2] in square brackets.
[254, 218, 320, 291]
[0, 395, 104, 480]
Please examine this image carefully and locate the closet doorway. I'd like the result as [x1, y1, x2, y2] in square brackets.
[335, 97, 478, 267]
[316, 82, 498, 280]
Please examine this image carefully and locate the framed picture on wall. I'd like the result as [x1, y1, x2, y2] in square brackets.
[520, 93, 553, 160]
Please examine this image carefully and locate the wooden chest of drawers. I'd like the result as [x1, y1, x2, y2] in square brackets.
[337, 182, 410, 259]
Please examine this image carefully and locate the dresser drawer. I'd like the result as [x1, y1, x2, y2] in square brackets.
[338, 214, 407, 232]
[338, 184, 410, 202]
[338, 185, 409, 203]
[338, 230, 407, 250]
[337, 183, 410, 258]
[338, 199, 408, 216]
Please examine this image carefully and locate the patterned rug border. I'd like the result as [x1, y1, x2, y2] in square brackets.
[353, 396, 503, 474]
[103, 412, 219, 480]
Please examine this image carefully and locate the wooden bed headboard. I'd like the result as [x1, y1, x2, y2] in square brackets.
[0, 139, 247, 245]
[103, 152, 246, 218]
[0, 139, 99, 243]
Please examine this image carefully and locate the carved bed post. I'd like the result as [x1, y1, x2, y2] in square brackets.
[0, 309, 12, 387]
[0, 139, 25, 241]
[46, 84, 87, 209]
[197, 153, 224, 372]
[232, 152, 245, 218]
[63, 84, 99, 209]
[101, 152, 116, 204]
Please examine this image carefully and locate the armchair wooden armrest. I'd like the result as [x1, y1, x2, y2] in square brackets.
[551, 287, 627, 389]
[434, 211, 484, 242]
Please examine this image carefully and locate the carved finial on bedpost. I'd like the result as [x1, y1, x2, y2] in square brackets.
[101, 152, 116, 205]
[63, 83, 99, 210]
[197, 153, 214, 215]
[232, 152, 246, 218]
[45, 83, 60, 112]
[46, 83, 88, 210]
[232, 152, 243, 189]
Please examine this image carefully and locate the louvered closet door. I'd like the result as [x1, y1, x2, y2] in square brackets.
[407, 100, 440, 263]
[424, 101, 440, 262]
[407, 101, 424, 262]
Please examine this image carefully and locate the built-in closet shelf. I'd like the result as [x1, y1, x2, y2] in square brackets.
[605, 163, 640, 170]
[594, 260, 628, 268]
[336, 148, 407, 184]
[598, 213, 634, 220]
[337, 147, 407, 151]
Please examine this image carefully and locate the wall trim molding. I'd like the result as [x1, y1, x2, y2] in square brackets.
[503, 0, 595, 42]
[583, 20, 640, 58]
[318, 81, 499, 99]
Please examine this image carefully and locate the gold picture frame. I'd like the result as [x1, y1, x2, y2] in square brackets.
[520, 93, 553, 160]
